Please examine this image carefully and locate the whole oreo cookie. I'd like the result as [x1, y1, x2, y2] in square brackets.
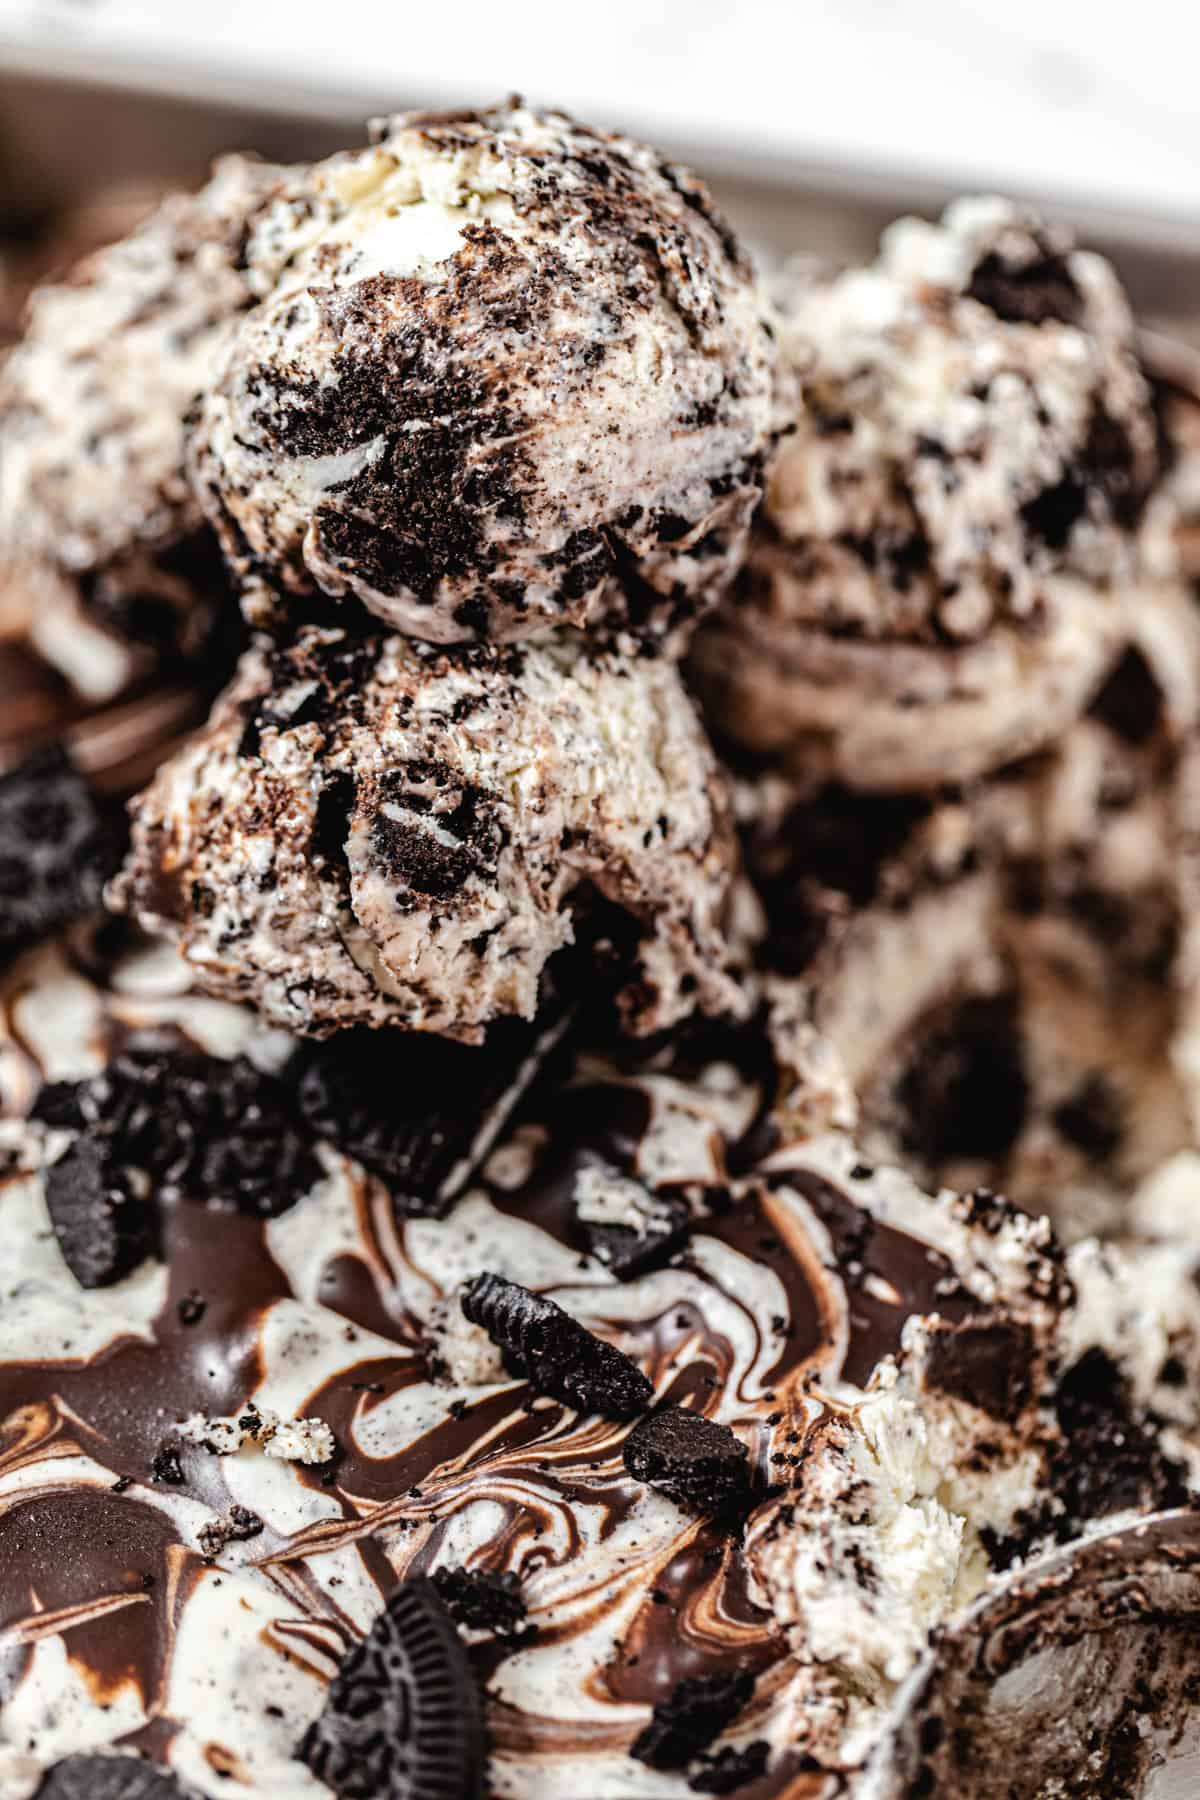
[298, 1578, 486, 1800]
[461, 1272, 653, 1419]
[35, 1753, 191, 1798]
[623, 1406, 754, 1513]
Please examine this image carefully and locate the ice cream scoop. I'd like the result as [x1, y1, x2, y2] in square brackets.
[693, 198, 1168, 789]
[109, 624, 740, 1040]
[0, 158, 286, 701]
[187, 102, 778, 646]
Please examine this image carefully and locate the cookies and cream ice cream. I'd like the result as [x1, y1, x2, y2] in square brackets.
[110, 625, 739, 1040]
[187, 103, 778, 646]
[693, 198, 1168, 788]
[0, 158, 286, 701]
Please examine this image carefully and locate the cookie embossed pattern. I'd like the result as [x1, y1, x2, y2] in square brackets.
[2, 91, 1200, 1800]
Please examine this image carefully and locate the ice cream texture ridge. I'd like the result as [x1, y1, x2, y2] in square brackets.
[1, 96, 1200, 1800]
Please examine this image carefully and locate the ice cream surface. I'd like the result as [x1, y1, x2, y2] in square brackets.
[693, 197, 1168, 788]
[110, 625, 739, 1040]
[188, 103, 778, 645]
[3, 927, 1199, 1799]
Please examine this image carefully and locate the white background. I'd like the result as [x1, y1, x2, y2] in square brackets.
[2, 0, 1199, 248]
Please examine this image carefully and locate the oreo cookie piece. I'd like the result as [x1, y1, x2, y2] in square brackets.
[631, 1669, 755, 1770]
[572, 1163, 692, 1280]
[0, 746, 124, 961]
[35, 1752, 190, 1798]
[43, 1136, 157, 1289]
[431, 1565, 528, 1640]
[34, 1048, 321, 1218]
[461, 1273, 653, 1419]
[689, 1741, 770, 1794]
[298, 1577, 486, 1800]
[290, 1002, 569, 1219]
[623, 1407, 754, 1513]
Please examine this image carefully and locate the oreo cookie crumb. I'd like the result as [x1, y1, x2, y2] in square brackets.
[34, 1754, 190, 1799]
[151, 1442, 184, 1486]
[689, 1740, 770, 1794]
[461, 1273, 652, 1419]
[43, 1136, 156, 1289]
[632, 1669, 755, 1769]
[298, 1577, 486, 1800]
[1052, 1349, 1188, 1524]
[431, 1565, 528, 1640]
[897, 992, 1029, 1165]
[0, 747, 124, 963]
[198, 1505, 264, 1559]
[576, 1189, 691, 1280]
[623, 1407, 754, 1513]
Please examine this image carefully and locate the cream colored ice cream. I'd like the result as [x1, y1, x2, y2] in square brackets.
[187, 102, 778, 645]
[109, 624, 740, 1040]
[694, 198, 1169, 788]
[0, 157, 288, 699]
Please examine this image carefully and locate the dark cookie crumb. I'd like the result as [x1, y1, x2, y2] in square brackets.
[431, 1565, 529, 1640]
[623, 1406, 754, 1513]
[632, 1669, 755, 1770]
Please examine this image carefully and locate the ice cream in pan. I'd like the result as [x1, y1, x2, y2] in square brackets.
[3, 93, 1200, 1800]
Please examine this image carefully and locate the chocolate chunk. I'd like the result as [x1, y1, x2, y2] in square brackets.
[43, 1137, 156, 1289]
[35, 1754, 189, 1798]
[298, 1577, 486, 1800]
[290, 1003, 568, 1219]
[431, 1565, 528, 1639]
[623, 1406, 753, 1513]
[0, 747, 124, 962]
[461, 1273, 653, 1419]
[576, 1189, 691, 1280]
[631, 1669, 755, 1770]
[689, 1741, 770, 1794]
[35, 1049, 321, 1219]
[923, 1315, 1034, 1423]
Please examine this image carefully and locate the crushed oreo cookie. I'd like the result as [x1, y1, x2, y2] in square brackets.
[34, 1753, 190, 1798]
[43, 1136, 156, 1289]
[632, 1669, 755, 1770]
[688, 1741, 770, 1794]
[431, 1565, 528, 1640]
[623, 1406, 754, 1513]
[35, 1048, 321, 1218]
[461, 1273, 653, 1418]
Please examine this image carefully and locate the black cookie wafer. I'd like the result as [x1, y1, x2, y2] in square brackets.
[298, 1577, 486, 1800]
[290, 999, 570, 1219]
[631, 1669, 756, 1769]
[623, 1406, 753, 1513]
[461, 1273, 653, 1418]
[43, 1136, 157, 1289]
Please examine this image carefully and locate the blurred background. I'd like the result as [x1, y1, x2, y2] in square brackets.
[2, 0, 1199, 333]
